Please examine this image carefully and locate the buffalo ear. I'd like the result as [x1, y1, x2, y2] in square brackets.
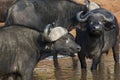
[104, 22, 115, 31]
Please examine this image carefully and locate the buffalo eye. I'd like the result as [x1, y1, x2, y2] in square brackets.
[62, 36, 67, 40]
[66, 38, 70, 44]
[90, 22, 93, 25]
[60, 36, 68, 42]
[99, 21, 102, 25]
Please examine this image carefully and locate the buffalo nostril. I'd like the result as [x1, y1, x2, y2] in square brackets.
[77, 46, 81, 52]
[91, 26, 100, 30]
[94, 26, 102, 31]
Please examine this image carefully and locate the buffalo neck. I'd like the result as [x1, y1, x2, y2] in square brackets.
[33, 0, 86, 31]
[55, 1, 86, 28]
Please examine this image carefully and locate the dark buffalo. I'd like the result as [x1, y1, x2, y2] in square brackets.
[4, 0, 86, 68]
[5, 0, 86, 31]
[0, 0, 18, 22]
[76, 8, 119, 70]
[0, 24, 80, 80]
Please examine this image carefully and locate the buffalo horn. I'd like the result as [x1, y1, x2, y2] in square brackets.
[48, 27, 68, 41]
[43, 25, 68, 42]
[43, 24, 52, 41]
[76, 11, 93, 22]
[99, 13, 114, 22]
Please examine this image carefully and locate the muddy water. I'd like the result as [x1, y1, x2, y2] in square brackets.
[33, 50, 120, 80]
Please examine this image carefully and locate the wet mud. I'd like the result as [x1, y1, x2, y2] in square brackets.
[33, 49, 120, 80]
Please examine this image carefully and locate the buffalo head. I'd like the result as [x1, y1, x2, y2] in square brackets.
[76, 9, 115, 36]
[42, 24, 81, 56]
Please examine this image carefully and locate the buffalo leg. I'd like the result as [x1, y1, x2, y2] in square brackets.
[91, 54, 102, 70]
[78, 53, 87, 69]
[2, 73, 22, 80]
[2, 74, 15, 80]
[21, 67, 33, 80]
[53, 53, 59, 69]
[72, 55, 78, 69]
[19, 60, 36, 80]
[112, 39, 119, 63]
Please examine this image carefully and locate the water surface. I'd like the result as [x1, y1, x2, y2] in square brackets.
[33, 53, 120, 80]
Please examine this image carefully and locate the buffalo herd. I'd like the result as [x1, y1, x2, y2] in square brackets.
[0, 0, 119, 80]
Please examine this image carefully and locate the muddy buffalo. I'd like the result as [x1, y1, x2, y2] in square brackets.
[5, 0, 87, 31]
[76, 8, 119, 70]
[0, 24, 80, 80]
[4, 0, 87, 68]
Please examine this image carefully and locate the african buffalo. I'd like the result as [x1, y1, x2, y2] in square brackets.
[4, 0, 87, 68]
[0, 24, 80, 80]
[76, 8, 119, 70]
[5, 0, 86, 31]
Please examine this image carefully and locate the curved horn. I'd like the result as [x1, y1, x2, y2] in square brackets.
[76, 11, 93, 22]
[43, 24, 52, 41]
[99, 13, 114, 22]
